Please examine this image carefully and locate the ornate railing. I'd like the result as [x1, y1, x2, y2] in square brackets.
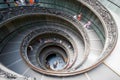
[20, 25, 82, 70]
[0, 68, 17, 79]
[0, 0, 118, 77]
[78, 0, 118, 71]
[19, 8, 89, 76]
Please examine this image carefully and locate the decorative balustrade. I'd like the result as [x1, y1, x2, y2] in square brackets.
[0, 0, 118, 78]
[80, 0, 118, 61]
[0, 68, 17, 79]
[19, 15, 89, 76]
[20, 27, 77, 65]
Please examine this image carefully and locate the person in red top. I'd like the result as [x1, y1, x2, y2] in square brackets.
[29, 0, 34, 5]
[77, 13, 82, 21]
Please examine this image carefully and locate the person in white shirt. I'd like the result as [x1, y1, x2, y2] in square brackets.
[73, 15, 77, 19]
[28, 45, 33, 51]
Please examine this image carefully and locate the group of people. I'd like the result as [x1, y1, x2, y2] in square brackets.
[73, 13, 82, 21]
[46, 59, 58, 69]
[46, 56, 65, 70]
[53, 61, 58, 68]
[14, 0, 39, 6]
[4, 0, 40, 7]
[73, 13, 92, 29]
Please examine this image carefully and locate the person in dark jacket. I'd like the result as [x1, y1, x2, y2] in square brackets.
[0, 13, 3, 21]
[4, 0, 10, 7]
[35, 0, 39, 3]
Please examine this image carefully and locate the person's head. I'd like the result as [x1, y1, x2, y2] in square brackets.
[78, 13, 82, 17]
[4, 0, 7, 2]
[88, 21, 91, 23]
[14, 0, 18, 1]
[87, 21, 91, 25]
[80, 13, 82, 15]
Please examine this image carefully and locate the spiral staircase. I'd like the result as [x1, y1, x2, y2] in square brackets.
[0, 0, 120, 80]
